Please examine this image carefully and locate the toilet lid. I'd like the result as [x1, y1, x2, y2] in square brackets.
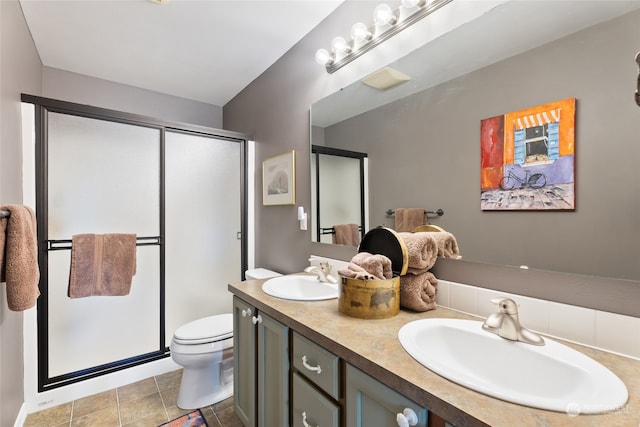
[173, 313, 233, 344]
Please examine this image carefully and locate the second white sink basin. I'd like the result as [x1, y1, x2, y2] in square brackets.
[398, 318, 628, 415]
[262, 274, 339, 301]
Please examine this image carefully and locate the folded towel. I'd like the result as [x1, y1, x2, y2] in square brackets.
[398, 232, 438, 273]
[424, 231, 461, 259]
[0, 205, 40, 311]
[399, 271, 438, 312]
[351, 251, 393, 280]
[68, 233, 137, 298]
[338, 262, 378, 281]
[332, 224, 360, 247]
[394, 208, 425, 232]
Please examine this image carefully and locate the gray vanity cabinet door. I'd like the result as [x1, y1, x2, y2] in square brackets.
[346, 364, 428, 427]
[233, 297, 257, 427]
[257, 311, 289, 427]
[292, 373, 340, 427]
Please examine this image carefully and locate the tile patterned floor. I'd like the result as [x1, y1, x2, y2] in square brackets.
[23, 369, 243, 427]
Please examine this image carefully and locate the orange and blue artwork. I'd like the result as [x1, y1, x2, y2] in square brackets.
[480, 98, 575, 210]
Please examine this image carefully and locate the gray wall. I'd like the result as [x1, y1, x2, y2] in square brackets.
[224, 4, 640, 317]
[0, 1, 43, 425]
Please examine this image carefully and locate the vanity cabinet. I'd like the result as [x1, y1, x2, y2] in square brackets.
[345, 363, 429, 427]
[232, 296, 289, 427]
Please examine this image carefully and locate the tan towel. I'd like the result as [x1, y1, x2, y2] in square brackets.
[394, 208, 425, 232]
[400, 271, 438, 312]
[68, 233, 137, 298]
[398, 232, 438, 273]
[332, 224, 360, 246]
[424, 231, 461, 259]
[0, 205, 40, 311]
[338, 262, 378, 281]
[351, 251, 393, 280]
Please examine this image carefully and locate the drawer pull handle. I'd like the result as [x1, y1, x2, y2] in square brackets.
[396, 408, 418, 427]
[301, 356, 322, 374]
[302, 411, 318, 427]
[241, 308, 252, 317]
[251, 314, 262, 324]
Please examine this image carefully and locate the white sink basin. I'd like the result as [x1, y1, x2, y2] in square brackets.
[398, 318, 628, 415]
[262, 274, 339, 301]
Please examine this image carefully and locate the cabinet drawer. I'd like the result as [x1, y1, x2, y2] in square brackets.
[292, 332, 340, 399]
[292, 373, 340, 427]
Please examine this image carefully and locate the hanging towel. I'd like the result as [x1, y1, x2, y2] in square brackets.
[68, 233, 137, 298]
[398, 232, 438, 273]
[394, 208, 425, 232]
[399, 271, 438, 312]
[0, 205, 40, 311]
[332, 224, 360, 246]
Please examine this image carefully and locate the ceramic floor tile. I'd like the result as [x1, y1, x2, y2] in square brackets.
[24, 402, 72, 427]
[121, 410, 169, 427]
[164, 403, 193, 421]
[159, 385, 180, 409]
[70, 405, 120, 427]
[117, 377, 159, 404]
[72, 389, 117, 418]
[119, 393, 165, 425]
[214, 405, 243, 427]
[155, 369, 182, 391]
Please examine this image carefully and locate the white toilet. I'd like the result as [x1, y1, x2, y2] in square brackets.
[170, 313, 234, 409]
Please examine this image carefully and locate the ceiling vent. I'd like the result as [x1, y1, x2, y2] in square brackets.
[361, 67, 411, 90]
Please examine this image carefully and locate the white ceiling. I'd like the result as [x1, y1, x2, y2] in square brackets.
[19, 0, 344, 106]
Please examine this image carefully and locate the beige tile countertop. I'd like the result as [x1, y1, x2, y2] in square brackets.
[228, 279, 640, 427]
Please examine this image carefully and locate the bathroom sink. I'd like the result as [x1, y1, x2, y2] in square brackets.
[261, 274, 339, 301]
[398, 318, 628, 415]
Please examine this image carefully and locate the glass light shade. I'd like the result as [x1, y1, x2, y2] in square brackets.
[401, 0, 423, 8]
[373, 3, 396, 26]
[350, 22, 372, 42]
[315, 48, 333, 66]
[331, 36, 350, 54]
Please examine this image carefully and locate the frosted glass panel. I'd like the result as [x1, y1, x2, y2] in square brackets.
[318, 154, 362, 244]
[47, 112, 160, 238]
[165, 132, 241, 342]
[48, 247, 160, 376]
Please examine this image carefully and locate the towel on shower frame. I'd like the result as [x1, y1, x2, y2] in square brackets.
[68, 233, 137, 298]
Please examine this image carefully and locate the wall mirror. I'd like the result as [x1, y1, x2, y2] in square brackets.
[310, 1, 640, 281]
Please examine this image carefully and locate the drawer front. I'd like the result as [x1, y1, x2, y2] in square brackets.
[292, 373, 340, 427]
[292, 332, 340, 399]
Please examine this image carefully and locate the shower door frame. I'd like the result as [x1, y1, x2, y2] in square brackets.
[22, 94, 249, 392]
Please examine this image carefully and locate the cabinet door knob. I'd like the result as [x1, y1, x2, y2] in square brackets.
[301, 355, 322, 374]
[251, 314, 262, 324]
[396, 408, 418, 427]
[241, 308, 252, 317]
[301, 411, 318, 427]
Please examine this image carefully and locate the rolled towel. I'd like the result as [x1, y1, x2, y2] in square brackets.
[398, 232, 438, 273]
[0, 205, 40, 311]
[399, 271, 438, 312]
[426, 231, 461, 259]
[394, 208, 425, 232]
[351, 251, 393, 280]
[338, 263, 377, 281]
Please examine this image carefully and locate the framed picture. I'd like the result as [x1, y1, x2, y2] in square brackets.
[480, 98, 576, 211]
[263, 150, 295, 206]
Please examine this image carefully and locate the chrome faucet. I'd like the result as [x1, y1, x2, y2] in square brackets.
[304, 260, 337, 284]
[482, 298, 545, 346]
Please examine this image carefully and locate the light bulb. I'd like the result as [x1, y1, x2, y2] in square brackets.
[315, 48, 333, 66]
[331, 36, 351, 54]
[373, 3, 397, 26]
[350, 22, 372, 42]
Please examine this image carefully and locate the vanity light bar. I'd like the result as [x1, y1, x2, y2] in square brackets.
[317, 0, 453, 74]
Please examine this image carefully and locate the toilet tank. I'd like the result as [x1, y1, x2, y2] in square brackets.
[245, 268, 282, 280]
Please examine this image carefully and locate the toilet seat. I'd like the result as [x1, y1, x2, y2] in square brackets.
[172, 313, 233, 345]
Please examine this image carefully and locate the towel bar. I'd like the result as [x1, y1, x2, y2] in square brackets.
[0, 210, 10, 218]
[320, 225, 363, 235]
[385, 208, 444, 217]
[47, 235, 162, 251]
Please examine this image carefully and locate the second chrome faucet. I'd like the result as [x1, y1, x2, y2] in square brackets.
[482, 297, 545, 346]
